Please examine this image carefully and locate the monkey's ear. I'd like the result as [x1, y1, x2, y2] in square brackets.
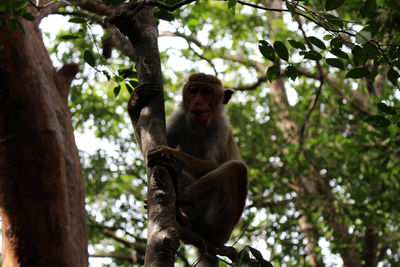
[223, 89, 234, 104]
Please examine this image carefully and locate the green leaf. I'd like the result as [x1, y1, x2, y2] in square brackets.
[364, 115, 391, 127]
[352, 45, 367, 66]
[360, 0, 376, 18]
[364, 21, 380, 36]
[356, 30, 372, 44]
[288, 39, 306, 50]
[113, 85, 121, 97]
[345, 67, 370, 79]
[13, 0, 28, 10]
[330, 48, 348, 59]
[102, 71, 111, 80]
[366, 69, 378, 81]
[391, 36, 400, 45]
[22, 12, 36, 21]
[228, 0, 237, 9]
[259, 40, 275, 62]
[59, 34, 79, 40]
[285, 66, 297, 81]
[267, 65, 280, 82]
[69, 17, 86, 24]
[330, 37, 343, 49]
[326, 0, 345, 11]
[249, 247, 273, 267]
[323, 34, 333, 41]
[119, 68, 137, 79]
[386, 0, 400, 12]
[325, 14, 344, 28]
[388, 69, 399, 87]
[377, 102, 396, 115]
[363, 43, 380, 60]
[300, 50, 322, 61]
[0, 44, 3, 53]
[274, 41, 289, 61]
[235, 248, 252, 265]
[83, 50, 96, 67]
[125, 81, 134, 94]
[392, 164, 400, 175]
[286, 1, 296, 16]
[308, 36, 326, 50]
[326, 58, 345, 70]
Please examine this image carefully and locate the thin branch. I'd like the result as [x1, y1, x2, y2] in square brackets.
[88, 216, 141, 250]
[75, 0, 114, 17]
[296, 17, 324, 146]
[237, 0, 356, 37]
[191, 45, 218, 74]
[233, 75, 267, 91]
[145, 0, 196, 11]
[28, 0, 61, 10]
[297, 68, 370, 115]
[159, 31, 265, 72]
[159, 31, 202, 47]
[33, 1, 68, 21]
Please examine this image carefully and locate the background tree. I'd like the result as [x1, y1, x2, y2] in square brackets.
[1, 0, 399, 266]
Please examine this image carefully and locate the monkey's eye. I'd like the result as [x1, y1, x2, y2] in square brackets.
[189, 87, 199, 94]
[202, 88, 212, 95]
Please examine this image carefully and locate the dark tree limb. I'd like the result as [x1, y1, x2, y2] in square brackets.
[146, 0, 196, 12]
[110, 5, 179, 266]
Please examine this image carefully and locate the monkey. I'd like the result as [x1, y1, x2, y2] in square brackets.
[147, 73, 248, 264]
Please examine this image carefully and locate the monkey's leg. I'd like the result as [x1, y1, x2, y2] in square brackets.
[177, 224, 237, 263]
[184, 160, 247, 245]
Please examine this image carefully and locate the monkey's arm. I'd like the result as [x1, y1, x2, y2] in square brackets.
[147, 146, 218, 178]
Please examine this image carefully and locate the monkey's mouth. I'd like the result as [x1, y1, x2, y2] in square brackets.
[192, 110, 206, 115]
[191, 110, 209, 122]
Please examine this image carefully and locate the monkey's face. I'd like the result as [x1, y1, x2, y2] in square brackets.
[183, 83, 223, 127]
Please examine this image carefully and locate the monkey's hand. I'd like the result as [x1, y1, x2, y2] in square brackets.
[147, 146, 182, 176]
[147, 146, 184, 201]
[148, 146, 189, 224]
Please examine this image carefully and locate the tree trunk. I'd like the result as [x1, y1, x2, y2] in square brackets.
[111, 5, 180, 266]
[0, 17, 88, 266]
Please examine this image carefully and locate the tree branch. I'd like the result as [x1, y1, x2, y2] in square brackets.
[237, 0, 356, 37]
[110, 5, 180, 266]
[145, 0, 196, 12]
[297, 68, 370, 115]
[76, 0, 114, 17]
[296, 17, 324, 146]
[159, 31, 266, 72]
[233, 75, 268, 91]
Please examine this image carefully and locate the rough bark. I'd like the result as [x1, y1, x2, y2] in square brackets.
[0, 16, 87, 266]
[111, 5, 180, 266]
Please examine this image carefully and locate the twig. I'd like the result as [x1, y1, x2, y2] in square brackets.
[296, 17, 324, 146]
[146, 0, 196, 12]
